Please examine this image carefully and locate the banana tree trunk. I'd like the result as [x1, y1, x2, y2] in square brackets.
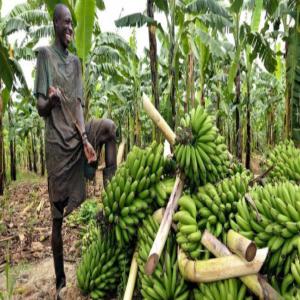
[216, 85, 221, 132]
[31, 131, 38, 174]
[10, 138, 16, 181]
[235, 67, 242, 161]
[135, 101, 141, 146]
[147, 0, 160, 140]
[168, 0, 176, 129]
[285, 35, 291, 139]
[245, 78, 251, 170]
[8, 98, 16, 181]
[0, 81, 4, 194]
[185, 49, 194, 112]
[39, 126, 45, 176]
[27, 136, 32, 172]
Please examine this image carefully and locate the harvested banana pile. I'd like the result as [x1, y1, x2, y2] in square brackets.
[102, 142, 165, 245]
[76, 231, 128, 299]
[194, 279, 249, 300]
[150, 177, 175, 208]
[174, 172, 251, 259]
[174, 106, 230, 186]
[265, 140, 300, 182]
[234, 181, 300, 295]
[137, 216, 190, 300]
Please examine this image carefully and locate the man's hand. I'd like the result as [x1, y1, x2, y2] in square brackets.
[48, 86, 61, 107]
[83, 140, 97, 164]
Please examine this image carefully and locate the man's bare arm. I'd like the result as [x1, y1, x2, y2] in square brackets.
[37, 94, 53, 117]
[36, 87, 60, 117]
[75, 99, 97, 163]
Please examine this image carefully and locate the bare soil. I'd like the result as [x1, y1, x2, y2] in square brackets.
[0, 172, 89, 299]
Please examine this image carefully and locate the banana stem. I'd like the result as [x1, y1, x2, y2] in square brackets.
[145, 174, 184, 275]
[153, 208, 165, 224]
[142, 94, 176, 145]
[123, 251, 138, 300]
[201, 230, 282, 300]
[178, 246, 267, 283]
[117, 139, 126, 166]
[227, 229, 257, 262]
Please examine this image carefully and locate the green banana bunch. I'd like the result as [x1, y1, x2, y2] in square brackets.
[102, 142, 165, 245]
[150, 178, 175, 208]
[234, 182, 300, 292]
[265, 140, 300, 183]
[194, 279, 250, 300]
[174, 106, 230, 186]
[137, 216, 189, 300]
[284, 285, 300, 300]
[174, 172, 251, 259]
[76, 231, 128, 299]
[80, 220, 101, 254]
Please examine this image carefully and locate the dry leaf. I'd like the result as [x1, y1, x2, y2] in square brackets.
[31, 241, 44, 252]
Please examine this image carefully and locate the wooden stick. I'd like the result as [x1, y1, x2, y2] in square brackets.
[201, 230, 281, 300]
[145, 174, 184, 275]
[249, 165, 274, 186]
[142, 94, 176, 145]
[178, 247, 267, 283]
[227, 229, 257, 262]
[123, 251, 138, 300]
[117, 139, 126, 166]
[0, 236, 17, 243]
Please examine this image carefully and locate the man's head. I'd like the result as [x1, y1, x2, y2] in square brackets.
[53, 4, 73, 49]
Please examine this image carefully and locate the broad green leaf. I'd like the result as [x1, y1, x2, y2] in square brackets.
[115, 13, 156, 28]
[227, 44, 241, 94]
[186, 0, 230, 18]
[251, 0, 263, 32]
[230, 0, 243, 13]
[96, 0, 105, 10]
[0, 42, 13, 90]
[4, 18, 29, 36]
[9, 58, 29, 92]
[75, 0, 96, 62]
[264, 0, 279, 16]
[153, 0, 169, 12]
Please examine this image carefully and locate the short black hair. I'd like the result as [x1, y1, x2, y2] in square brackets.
[53, 3, 69, 23]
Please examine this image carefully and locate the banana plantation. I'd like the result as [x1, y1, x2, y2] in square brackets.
[0, 0, 300, 299]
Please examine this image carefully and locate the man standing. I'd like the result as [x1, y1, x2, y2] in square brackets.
[34, 4, 117, 298]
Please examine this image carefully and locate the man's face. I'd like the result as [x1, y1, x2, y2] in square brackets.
[55, 8, 73, 49]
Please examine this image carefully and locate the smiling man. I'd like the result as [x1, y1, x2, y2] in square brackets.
[34, 4, 117, 298]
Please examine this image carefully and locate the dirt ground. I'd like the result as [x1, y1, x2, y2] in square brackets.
[0, 172, 95, 299]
